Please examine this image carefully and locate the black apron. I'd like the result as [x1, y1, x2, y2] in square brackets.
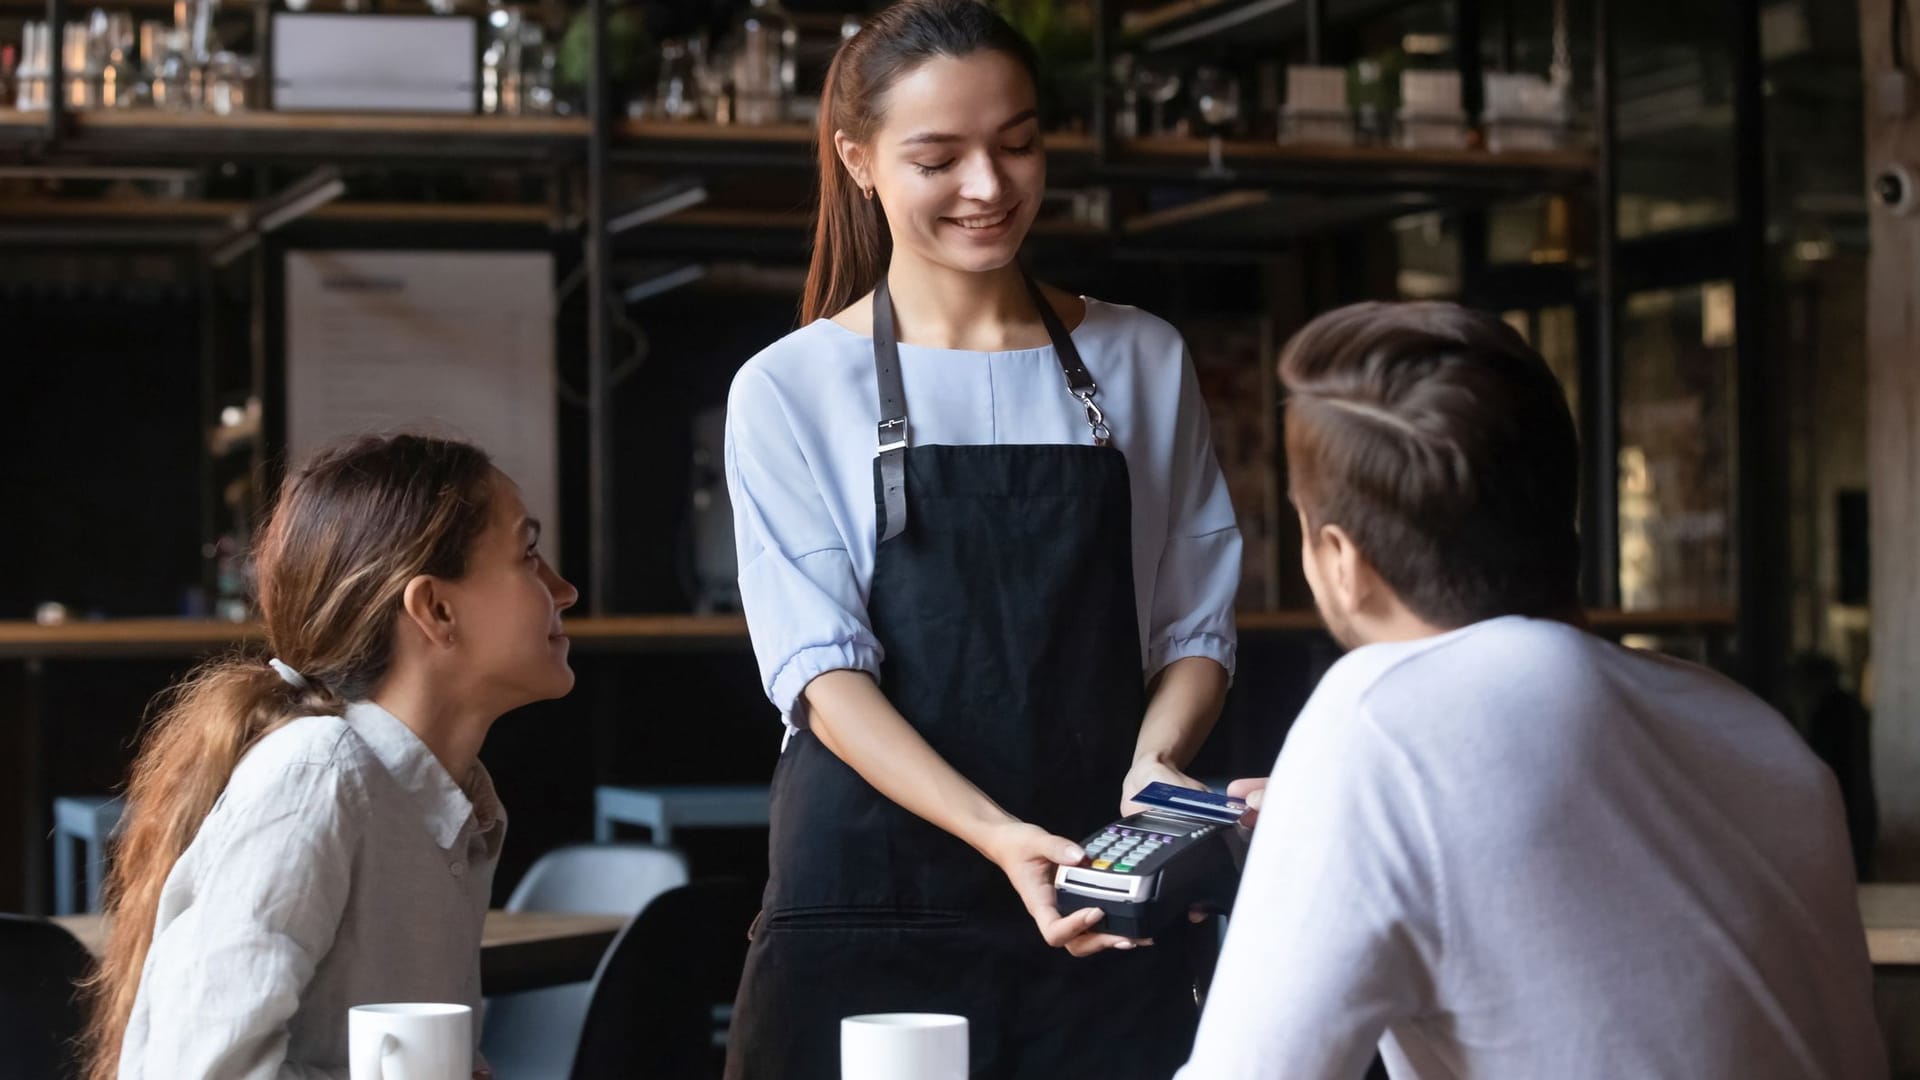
[725, 273, 1198, 1080]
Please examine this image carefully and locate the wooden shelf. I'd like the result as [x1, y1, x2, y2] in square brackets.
[35, 109, 588, 164]
[0, 618, 262, 658]
[1123, 0, 1415, 53]
[0, 609, 1734, 660]
[1860, 884, 1920, 967]
[74, 110, 587, 138]
[0, 198, 552, 226]
[617, 119, 811, 144]
[1102, 135, 1591, 194]
[5, 111, 1578, 197]
[0, 615, 753, 659]
[1120, 135, 1588, 173]
[1584, 607, 1738, 633]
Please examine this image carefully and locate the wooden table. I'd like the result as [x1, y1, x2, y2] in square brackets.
[48, 885, 1920, 973]
[1861, 884, 1920, 968]
[52, 910, 627, 994]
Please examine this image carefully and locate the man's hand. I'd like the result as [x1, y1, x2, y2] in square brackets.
[1121, 755, 1209, 817]
[1227, 777, 1267, 829]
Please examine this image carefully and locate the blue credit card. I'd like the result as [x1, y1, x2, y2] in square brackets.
[1132, 781, 1248, 824]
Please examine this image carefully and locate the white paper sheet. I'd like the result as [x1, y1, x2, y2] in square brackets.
[285, 249, 559, 564]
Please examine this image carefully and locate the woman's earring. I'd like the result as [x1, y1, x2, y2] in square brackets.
[863, 186, 874, 201]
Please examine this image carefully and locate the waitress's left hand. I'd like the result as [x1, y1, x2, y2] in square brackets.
[1120, 754, 1209, 817]
[982, 821, 1153, 957]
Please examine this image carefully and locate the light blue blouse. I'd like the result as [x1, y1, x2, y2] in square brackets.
[725, 298, 1242, 736]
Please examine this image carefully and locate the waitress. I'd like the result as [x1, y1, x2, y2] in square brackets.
[722, 0, 1240, 1075]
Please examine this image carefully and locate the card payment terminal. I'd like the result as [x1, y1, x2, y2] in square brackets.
[1053, 782, 1249, 938]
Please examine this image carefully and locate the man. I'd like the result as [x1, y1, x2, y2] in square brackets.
[1178, 302, 1884, 1079]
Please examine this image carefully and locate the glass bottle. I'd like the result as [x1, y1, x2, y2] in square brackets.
[63, 20, 99, 109]
[15, 23, 47, 111]
[150, 29, 192, 110]
[99, 13, 139, 107]
[727, 0, 792, 125]
[523, 39, 555, 115]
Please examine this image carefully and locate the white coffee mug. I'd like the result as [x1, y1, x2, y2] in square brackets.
[840, 1012, 968, 1080]
[348, 1003, 472, 1080]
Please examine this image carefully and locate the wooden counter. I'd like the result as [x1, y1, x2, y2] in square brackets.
[0, 609, 1735, 660]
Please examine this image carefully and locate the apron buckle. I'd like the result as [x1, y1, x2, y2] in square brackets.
[877, 416, 909, 453]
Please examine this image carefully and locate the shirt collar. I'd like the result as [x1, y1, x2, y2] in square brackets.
[344, 700, 502, 851]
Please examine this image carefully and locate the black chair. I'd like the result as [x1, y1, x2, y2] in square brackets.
[0, 914, 96, 1080]
[569, 878, 761, 1080]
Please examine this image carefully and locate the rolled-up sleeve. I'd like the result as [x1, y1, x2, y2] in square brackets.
[1147, 347, 1242, 681]
[130, 762, 359, 1080]
[725, 366, 884, 731]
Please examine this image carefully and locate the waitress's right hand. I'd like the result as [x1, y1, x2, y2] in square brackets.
[982, 821, 1152, 957]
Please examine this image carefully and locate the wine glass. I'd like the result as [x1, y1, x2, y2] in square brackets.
[1109, 53, 1140, 139]
[1191, 65, 1239, 177]
[1143, 66, 1181, 136]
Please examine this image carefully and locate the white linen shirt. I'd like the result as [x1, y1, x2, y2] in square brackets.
[724, 300, 1243, 734]
[119, 700, 505, 1080]
[1178, 617, 1885, 1080]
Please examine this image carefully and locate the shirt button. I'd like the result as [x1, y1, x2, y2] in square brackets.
[449, 861, 465, 878]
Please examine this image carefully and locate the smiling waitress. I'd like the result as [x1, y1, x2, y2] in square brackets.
[720, 1, 1241, 1075]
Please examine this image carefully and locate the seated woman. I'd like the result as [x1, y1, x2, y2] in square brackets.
[82, 433, 579, 1080]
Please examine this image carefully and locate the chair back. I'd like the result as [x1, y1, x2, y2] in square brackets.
[568, 879, 761, 1080]
[0, 914, 95, 1080]
[481, 844, 691, 1078]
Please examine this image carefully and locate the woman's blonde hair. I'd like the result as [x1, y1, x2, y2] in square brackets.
[80, 433, 496, 1080]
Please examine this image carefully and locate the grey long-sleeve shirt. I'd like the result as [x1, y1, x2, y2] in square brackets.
[120, 700, 504, 1079]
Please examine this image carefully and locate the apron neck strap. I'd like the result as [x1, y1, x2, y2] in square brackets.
[869, 266, 1108, 543]
[873, 266, 1093, 400]
[1018, 270, 1094, 393]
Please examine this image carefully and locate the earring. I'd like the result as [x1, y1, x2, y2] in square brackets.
[863, 186, 874, 201]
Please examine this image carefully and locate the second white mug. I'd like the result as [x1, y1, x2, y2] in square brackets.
[841, 1012, 968, 1080]
[347, 1002, 472, 1080]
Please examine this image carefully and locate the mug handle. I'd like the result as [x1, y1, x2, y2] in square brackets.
[377, 1033, 402, 1080]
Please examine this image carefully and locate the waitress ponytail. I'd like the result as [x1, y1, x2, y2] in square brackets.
[800, 0, 1042, 325]
[802, 46, 891, 325]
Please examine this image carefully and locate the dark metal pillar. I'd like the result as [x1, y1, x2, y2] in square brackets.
[586, 0, 614, 612]
[1729, 0, 1783, 696]
[44, 0, 62, 143]
[1582, 0, 1622, 609]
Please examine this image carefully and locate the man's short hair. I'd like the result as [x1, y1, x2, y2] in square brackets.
[1280, 301, 1582, 627]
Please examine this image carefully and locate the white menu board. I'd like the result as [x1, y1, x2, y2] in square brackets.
[285, 250, 559, 563]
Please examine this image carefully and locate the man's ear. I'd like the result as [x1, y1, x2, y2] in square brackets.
[1326, 523, 1403, 618]
[400, 575, 457, 650]
[1318, 522, 1364, 612]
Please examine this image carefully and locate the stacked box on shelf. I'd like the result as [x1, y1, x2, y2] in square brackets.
[1279, 65, 1354, 148]
[1483, 72, 1571, 153]
[1398, 69, 1469, 151]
